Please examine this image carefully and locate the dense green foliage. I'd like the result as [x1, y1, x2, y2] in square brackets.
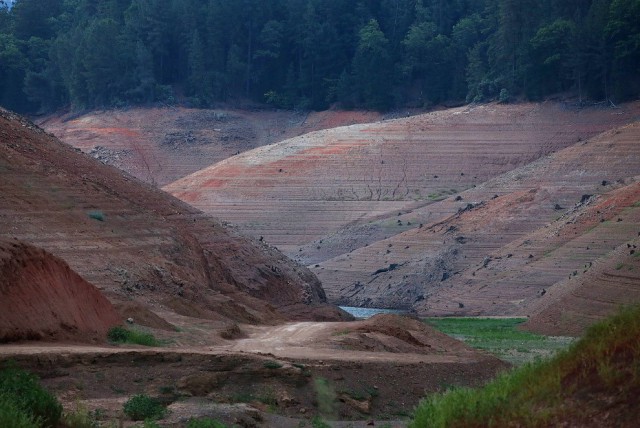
[425, 317, 574, 365]
[0, 394, 39, 428]
[0, 363, 62, 428]
[107, 326, 161, 346]
[123, 394, 166, 421]
[1, 0, 639, 113]
[411, 305, 640, 427]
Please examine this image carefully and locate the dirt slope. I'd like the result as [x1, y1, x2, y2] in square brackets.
[0, 239, 121, 343]
[39, 108, 381, 187]
[523, 234, 640, 337]
[165, 102, 639, 256]
[315, 121, 640, 318]
[0, 107, 348, 327]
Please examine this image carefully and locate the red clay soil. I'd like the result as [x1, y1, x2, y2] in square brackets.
[0, 107, 349, 331]
[38, 108, 381, 187]
[0, 239, 121, 343]
[165, 102, 640, 256]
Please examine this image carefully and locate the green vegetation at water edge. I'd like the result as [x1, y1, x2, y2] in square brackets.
[425, 317, 573, 365]
[411, 305, 640, 428]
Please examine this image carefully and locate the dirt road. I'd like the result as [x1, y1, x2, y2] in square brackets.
[0, 316, 507, 424]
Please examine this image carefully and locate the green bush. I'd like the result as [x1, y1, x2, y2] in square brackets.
[123, 394, 166, 421]
[62, 403, 98, 428]
[0, 394, 39, 428]
[498, 88, 510, 103]
[107, 326, 160, 347]
[106, 326, 128, 342]
[187, 418, 227, 428]
[311, 416, 331, 428]
[87, 211, 105, 222]
[0, 364, 62, 427]
[262, 361, 282, 369]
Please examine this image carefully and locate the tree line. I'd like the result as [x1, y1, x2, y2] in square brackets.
[0, 0, 638, 114]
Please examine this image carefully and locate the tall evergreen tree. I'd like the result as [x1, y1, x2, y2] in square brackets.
[352, 19, 393, 110]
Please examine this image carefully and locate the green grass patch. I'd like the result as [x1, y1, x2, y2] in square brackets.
[0, 363, 62, 427]
[424, 317, 573, 365]
[107, 326, 161, 347]
[411, 305, 640, 428]
[187, 417, 226, 428]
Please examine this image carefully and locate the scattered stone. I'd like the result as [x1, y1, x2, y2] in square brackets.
[126, 317, 134, 324]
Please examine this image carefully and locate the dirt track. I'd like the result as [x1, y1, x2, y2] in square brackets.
[0, 317, 507, 425]
[0, 321, 485, 363]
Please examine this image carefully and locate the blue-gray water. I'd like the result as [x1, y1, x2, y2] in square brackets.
[339, 306, 408, 319]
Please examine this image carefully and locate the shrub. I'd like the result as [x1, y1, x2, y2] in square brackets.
[262, 361, 282, 369]
[123, 394, 166, 421]
[0, 364, 62, 427]
[187, 417, 227, 428]
[0, 394, 39, 428]
[62, 403, 98, 428]
[499, 88, 510, 103]
[107, 326, 160, 347]
[87, 211, 105, 222]
[311, 416, 331, 428]
[106, 326, 128, 342]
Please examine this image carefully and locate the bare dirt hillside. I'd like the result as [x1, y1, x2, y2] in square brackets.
[161, 102, 640, 330]
[316, 122, 640, 318]
[39, 108, 381, 187]
[0, 107, 348, 328]
[165, 102, 639, 256]
[0, 239, 121, 343]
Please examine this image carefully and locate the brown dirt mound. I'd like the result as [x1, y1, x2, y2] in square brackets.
[112, 301, 176, 331]
[0, 239, 121, 343]
[327, 314, 480, 355]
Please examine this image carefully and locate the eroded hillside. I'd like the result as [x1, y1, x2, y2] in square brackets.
[0, 108, 348, 329]
[39, 108, 381, 186]
[162, 102, 640, 328]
